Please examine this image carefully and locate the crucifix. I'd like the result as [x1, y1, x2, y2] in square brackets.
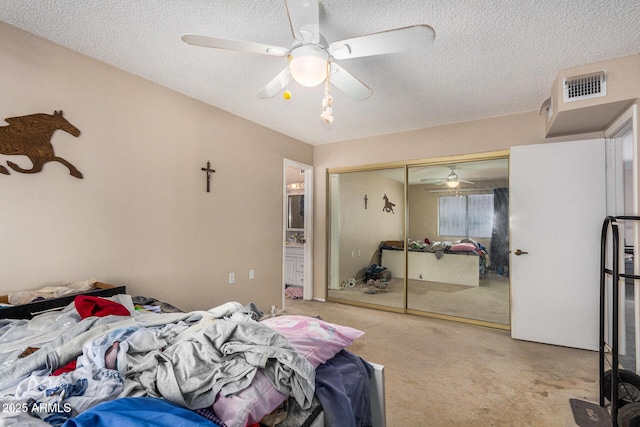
[364, 194, 368, 209]
[201, 161, 215, 193]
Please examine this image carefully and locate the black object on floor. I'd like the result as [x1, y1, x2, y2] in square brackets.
[570, 398, 610, 427]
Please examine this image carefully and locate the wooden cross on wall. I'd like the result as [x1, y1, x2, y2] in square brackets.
[201, 161, 215, 192]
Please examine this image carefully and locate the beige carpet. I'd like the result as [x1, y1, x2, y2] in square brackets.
[327, 272, 510, 325]
[284, 298, 599, 427]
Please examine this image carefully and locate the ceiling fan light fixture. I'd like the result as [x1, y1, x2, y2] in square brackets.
[289, 45, 328, 87]
[445, 169, 460, 187]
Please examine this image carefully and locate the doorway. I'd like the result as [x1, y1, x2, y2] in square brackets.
[283, 159, 313, 308]
[604, 107, 637, 371]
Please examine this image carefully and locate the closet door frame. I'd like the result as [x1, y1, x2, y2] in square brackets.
[326, 150, 510, 330]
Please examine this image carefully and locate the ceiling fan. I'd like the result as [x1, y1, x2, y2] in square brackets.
[181, 0, 435, 107]
[420, 166, 475, 188]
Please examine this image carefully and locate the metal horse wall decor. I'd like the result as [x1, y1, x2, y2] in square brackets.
[382, 194, 395, 214]
[0, 111, 83, 178]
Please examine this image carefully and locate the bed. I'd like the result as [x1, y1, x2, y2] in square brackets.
[0, 282, 385, 427]
[380, 239, 489, 287]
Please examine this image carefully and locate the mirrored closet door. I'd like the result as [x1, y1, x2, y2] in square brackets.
[327, 167, 406, 311]
[327, 154, 510, 328]
[406, 158, 510, 326]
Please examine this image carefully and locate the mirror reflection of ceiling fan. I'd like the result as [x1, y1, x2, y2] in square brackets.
[421, 166, 475, 188]
[181, 0, 435, 122]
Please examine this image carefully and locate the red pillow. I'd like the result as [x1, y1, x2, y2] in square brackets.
[74, 295, 130, 319]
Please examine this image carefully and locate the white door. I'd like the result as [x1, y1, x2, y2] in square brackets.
[510, 138, 606, 350]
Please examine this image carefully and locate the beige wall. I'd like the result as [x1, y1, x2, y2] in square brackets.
[0, 22, 312, 311]
[407, 184, 438, 242]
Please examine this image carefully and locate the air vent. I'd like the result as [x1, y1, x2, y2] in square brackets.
[563, 70, 606, 102]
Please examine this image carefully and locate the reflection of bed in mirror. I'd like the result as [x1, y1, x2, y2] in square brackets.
[381, 248, 480, 287]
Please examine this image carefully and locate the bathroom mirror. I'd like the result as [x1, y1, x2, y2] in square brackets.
[288, 194, 304, 230]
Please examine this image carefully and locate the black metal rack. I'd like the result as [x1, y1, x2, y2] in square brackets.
[600, 216, 640, 426]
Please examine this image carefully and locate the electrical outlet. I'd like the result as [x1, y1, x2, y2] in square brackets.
[249, 269, 255, 280]
[229, 272, 235, 284]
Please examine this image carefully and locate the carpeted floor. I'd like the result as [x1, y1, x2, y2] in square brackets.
[327, 272, 510, 325]
[284, 298, 601, 427]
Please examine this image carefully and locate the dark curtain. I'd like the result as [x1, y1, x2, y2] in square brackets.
[490, 188, 509, 274]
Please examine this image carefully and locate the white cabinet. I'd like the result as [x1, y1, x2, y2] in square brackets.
[294, 257, 304, 286]
[285, 257, 296, 285]
[285, 245, 304, 287]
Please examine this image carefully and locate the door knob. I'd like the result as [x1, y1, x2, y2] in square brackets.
[514, 249, 529, 256]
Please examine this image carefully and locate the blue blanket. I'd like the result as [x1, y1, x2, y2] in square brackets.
[62, 397, 221, 427]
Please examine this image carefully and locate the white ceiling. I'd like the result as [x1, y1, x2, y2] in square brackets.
[1, 1, 639, 145]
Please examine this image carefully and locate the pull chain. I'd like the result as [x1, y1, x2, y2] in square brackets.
[321, 61, 333, 124]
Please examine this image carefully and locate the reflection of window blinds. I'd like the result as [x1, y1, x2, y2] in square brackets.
[439, 196, 466, 236]
[468, 194, 493, 237]
[438, 194, 494, 238]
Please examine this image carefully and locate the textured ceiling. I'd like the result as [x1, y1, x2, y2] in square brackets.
[1, 0, 639, 145]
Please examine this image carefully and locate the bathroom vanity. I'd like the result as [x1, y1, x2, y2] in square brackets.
[285, 244, 304, 287]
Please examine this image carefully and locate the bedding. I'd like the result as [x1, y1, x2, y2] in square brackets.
[0, 290, 378, 427]
[63, 397, 222, 427]
[381, 238, 490, 284]
[212, 315, 365, 426]
[6, 280, 97, 306]
[404, 238, 489, 262]
[314, 350, 372, 427]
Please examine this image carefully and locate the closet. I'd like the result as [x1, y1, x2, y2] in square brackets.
[326, 152, 510, 328]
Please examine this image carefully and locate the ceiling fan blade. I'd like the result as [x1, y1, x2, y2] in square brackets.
[459, 180, 476, 184]
[329, 63, 372, 100]
[422, 182, 448, 186]
[285, 0, 320, 44]
[181, 34, 288, 56]
[429, 188, 491, 193]
[257, 66, 293, 98]
[328, 25, 435, 60]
